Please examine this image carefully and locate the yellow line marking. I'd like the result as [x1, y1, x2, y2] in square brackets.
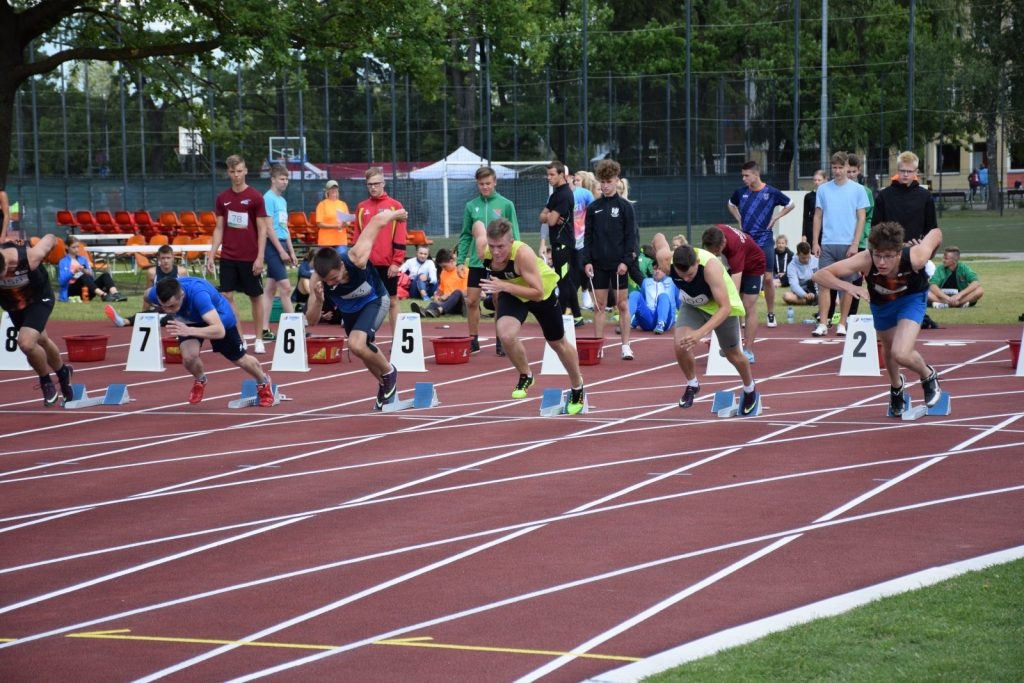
[57, 629, 640, 662]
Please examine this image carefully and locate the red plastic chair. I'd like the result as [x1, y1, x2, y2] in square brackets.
[133, 211, 157, 238]
[94, 210, 119, 234]
[157, 211, 181, 237]
[113, 211, 137, 234]
[197, 211, 217, 235]
[178, 211, 200, 238]
[56, 210, 79, 233]
[75, 210, 102, 234]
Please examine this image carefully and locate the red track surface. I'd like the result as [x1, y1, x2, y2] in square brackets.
[1, 319, 1022, 682]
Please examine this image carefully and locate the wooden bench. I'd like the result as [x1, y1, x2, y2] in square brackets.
[1005, 188, 1024, 208]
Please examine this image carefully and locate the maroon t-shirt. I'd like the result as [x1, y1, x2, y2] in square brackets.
[214, 185, 267, 261]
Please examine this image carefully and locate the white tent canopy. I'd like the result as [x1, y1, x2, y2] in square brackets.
[410, 146, 517, 179]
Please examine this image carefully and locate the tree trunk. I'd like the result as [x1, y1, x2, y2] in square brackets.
[986, 116, 998, 210]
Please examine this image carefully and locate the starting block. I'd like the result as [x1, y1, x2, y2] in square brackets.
[228, 379, 288, 408]
[538, 386, 589, 416]
[382, 382, 440, 413]
[710, 390, 736, 415]
[900, 392, 952, 421]
[710, 390, 761, 418]
[63, 383, 132, 409]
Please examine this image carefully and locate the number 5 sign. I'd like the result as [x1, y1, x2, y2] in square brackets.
[0, 311, 31, 370]
[390, 312, 426, 372]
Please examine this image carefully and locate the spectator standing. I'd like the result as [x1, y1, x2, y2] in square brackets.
[0, 235, 76, 405]
[968, 169, 980, 202]
[872, 151, 938, 244]
[354, 167, 407, 335]
[810, 151, 869, 337]
[400, 246, 438, 300]
[583, 158, 639, 360]
[260, 164, 298, 341]
[314, 179, 351, 244]
[802, 169, 827, 244]
[208, 154, 269, 353]
[978, 163, 989, 202]
[928, 247, 984, 308]
[727, 160, 795, 329]
[539, 160, 578, 325]
[457, 166, 520, 354]
[844, 153, 874, 318]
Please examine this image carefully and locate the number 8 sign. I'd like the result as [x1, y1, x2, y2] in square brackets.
[0, 312, 31, 370]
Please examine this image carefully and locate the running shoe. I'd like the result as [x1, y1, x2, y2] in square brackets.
[511, 373, 534, 399]
[105, 304, 126, 327]
[56, 364, 74, 403]
[410, 302, 424, 317]
[257, 379, 275, 407]
[830, 313, 841, 325]
[740, 389, 760, 416]
[573, 316, 585, 328]
[188, 378, 207, 404]
[921, 365, 942, 407]
[743, 348, 756, 364]
[812, 323, 828, 337]
[566, 386, 586, 415]
[40, 379, 59, 407]
[261, 329, 277, 341]
[621, 343, 634, 360]
[470, 337, 481, 353]
[653, 322, 665, 335]
[254, 339, 266, 354]
[888, 376, 906, 417]
[375, 365, 399, 410]
[678, 383, 700, 409]
[495, 338, 505, 357]
[766, 312, 777, 328]
[836, 323, 847, 336]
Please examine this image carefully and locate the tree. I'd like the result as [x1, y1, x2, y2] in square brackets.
[0, 0, 450, 186]
[949, 0, 1024, 209]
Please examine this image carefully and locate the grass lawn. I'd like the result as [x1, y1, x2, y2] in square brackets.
[645, 559, 1024, 682]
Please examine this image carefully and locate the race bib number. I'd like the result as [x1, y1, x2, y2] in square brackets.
[226, 210, 248, 229]
[680, 291, 710, 307]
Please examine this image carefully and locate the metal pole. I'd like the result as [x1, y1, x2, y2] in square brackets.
[685, 0, 692, 240]
[324, 66, 331, 164]
[365, 57, 373, 163]
[792, 0, 800, 189]
[60, 54, 69, 209]
[208, 68, 217, 207]
[907, 0, 915, 152]
[545, 67, 551, 155]
[582, 0, 588, 167]
[389, 68, 397, 181]
[513, 64, 519, 161]
[138, 68, 146, 208]
[85, 62, 94, 209]
[485, 36, 492, 163]
[119, 68, 129, 210]
[820, 0, 828, 170]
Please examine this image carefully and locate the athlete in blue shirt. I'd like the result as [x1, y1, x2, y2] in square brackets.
[149, 277, 275, 406]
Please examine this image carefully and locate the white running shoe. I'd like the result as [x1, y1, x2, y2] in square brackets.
[836, 323, 847, 336]
[811, 323, 828, 337]
[621, 343, 634, 360]
[766, 312, 777, 328]
[254, 339, 266, 354]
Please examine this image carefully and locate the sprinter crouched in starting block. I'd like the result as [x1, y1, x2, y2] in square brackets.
[151, 277, 275, 407]
[813, 221, 944, 417]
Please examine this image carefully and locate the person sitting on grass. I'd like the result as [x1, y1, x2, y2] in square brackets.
[928, 246, 984, 309]
[411, 248, 468, 318]
[782, 241, 820, 307]
[57, 236, 126, 302]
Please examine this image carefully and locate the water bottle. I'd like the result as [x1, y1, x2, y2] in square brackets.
[786, 306, 794, 324]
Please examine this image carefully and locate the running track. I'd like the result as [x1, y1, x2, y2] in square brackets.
[1, 320, 1022, 682]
